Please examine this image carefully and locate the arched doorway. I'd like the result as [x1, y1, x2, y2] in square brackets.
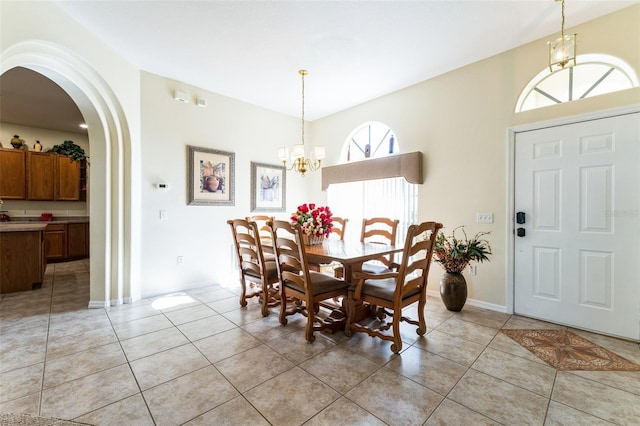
[1, 40, 138, 306]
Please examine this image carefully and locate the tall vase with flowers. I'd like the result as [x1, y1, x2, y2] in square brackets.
[433, 226, 492, 311]
[290, 203, 333, 245]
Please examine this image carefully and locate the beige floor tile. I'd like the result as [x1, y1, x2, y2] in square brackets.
[414, 329, 485, 366]
[452, 305, 511, 329]
[40, 364, 139, 420]
[448, 369, 548, 425]
[300, 346, 379, 393]
[47, 312, 112, 338]
[346, 368, 442, 425]
[112, 314, 174, 340]
[106, 304, 161, 324]
[267, 329, 336, 364]
[130, 343, 210, 390]
[552, 372, 640, 424]
[43, 341, 127, 388]
[184, 395, 270, 426]
[544, 401, 616, 425]
[207, 296, 243, 313]
[191, 288, 237, 304]
[424, 398, 501, 426]
[150, 292, 201, 313]
[193, 327, 262, 363]
[0, 363, 43, 404]
[221, 303, 267, 326]
[0, 392, 40, 416]
[471, 347, 556, 397]
[0, 328, 48, 373]
[386, 346, 467, 395]
[502, 315, 567, 330]
[162, 303, 217, 325]
[241, 313, 304, 342]
[45, 324, 118, 360]
[143, 365, 238, 426]
[305, 397, 387, 426]
[244, 367, 340, 426]
[341, 332, 401, 365]
[177, 313, 237, 341]
[120, 327, 190, 361]
[75, 393, 154, 426]
[571, 370, 640, 396]
[214, 344, 294, 392]
[434, 317, 499, 346]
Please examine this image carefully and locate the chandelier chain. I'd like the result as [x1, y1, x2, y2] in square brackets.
[561, 0, 565, 39]
[300, 69, 307, 146]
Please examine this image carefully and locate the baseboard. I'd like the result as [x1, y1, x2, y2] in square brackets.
[427, 289, 508, 314]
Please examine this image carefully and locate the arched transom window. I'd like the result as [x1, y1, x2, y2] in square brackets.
[517, 54, 638, 112]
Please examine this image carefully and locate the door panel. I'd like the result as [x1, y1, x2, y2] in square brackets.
[514, 113, 639, 340]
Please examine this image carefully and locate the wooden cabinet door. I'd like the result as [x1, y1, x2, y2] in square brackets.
[45, 224, 66, 261]
[56, 156, 81, 201]
[27, 151, 56, 200]
[0, 148, 26, 199]
[67, 223, 88, 258]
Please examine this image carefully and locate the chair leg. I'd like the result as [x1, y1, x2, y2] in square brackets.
[279, 286, 288, 325]
[304, 301, 316, 343]
[416, 297, 427, 336]
[239, 278, 248, 307]
[391, 314, 402, 353]
[344, 293, 354, 337]
[261, 283, 269, 317]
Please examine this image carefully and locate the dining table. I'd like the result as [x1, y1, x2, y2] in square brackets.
[304, 238, 402, 285]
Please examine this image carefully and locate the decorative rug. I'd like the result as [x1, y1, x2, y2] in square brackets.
[501, 329, 640, 371]
[0, 413, 90, 426]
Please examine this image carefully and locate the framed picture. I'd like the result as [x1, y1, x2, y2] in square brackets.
[187, 145, 235, 206]
[251, 162, 286, 212]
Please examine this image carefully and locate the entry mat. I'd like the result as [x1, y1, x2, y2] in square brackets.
[501, 329, 640, 371]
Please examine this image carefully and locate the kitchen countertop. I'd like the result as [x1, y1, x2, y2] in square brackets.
[0, 223, 48, 232]
[1, 216, 89, 225]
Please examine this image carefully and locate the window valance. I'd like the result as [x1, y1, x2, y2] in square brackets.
[321, 151, 423, 191]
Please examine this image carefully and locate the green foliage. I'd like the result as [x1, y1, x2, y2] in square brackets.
[48, 140, 86, 161]
[433, 226, 492, 273]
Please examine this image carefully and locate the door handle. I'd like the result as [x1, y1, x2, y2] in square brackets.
[517, 228, 526, 237]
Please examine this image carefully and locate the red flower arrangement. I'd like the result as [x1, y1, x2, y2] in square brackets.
[291, 203, 333, 237]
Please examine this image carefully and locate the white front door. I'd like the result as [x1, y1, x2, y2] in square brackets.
[514, 112, 640, 341]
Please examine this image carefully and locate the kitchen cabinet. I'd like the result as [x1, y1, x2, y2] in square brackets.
[67, 222, 89, 259]
[0, 149, 85, 201]
[56, 156, 81, 200]
[44, 223, 66, 261]
[0, 148, 26, 199]
[27, 151, 56, 200]
[0, 224, 46, 294]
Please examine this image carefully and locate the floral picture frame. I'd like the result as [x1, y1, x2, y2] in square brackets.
[187, 145, 235, 206]
[250, 161, 286, 212]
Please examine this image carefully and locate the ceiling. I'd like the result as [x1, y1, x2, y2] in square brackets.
[1, 0, 636, 134]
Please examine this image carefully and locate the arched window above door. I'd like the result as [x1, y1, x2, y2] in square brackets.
[516, 54, 638, 112]
[341, 121, 398, 162]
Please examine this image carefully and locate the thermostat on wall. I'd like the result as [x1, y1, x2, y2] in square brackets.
[155, 183, 170, 191]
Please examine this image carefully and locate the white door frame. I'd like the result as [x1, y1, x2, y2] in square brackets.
[506, 104, 640, 315]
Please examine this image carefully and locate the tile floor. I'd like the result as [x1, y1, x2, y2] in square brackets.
[1, 260, 640, 425]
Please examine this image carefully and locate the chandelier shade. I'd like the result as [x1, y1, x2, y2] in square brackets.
[548, 0, 577, 72]
[278, 69, 325, 176]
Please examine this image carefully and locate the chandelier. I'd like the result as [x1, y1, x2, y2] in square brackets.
[278, 69, 325, 176]
[548, 0, 577, 72]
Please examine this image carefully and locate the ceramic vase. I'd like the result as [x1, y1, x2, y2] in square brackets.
[439, 271, 467, 311]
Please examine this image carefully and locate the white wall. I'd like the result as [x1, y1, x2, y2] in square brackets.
[0, 123, 89, 217]
[312, 5, 640, 309]
[139, 72, 314, 297]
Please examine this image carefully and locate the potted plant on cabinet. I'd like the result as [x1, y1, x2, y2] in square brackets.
[433, 226, 492, 311]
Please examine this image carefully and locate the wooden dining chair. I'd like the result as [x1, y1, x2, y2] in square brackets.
[268, 220, 349, 343]
[228, 218, 280, 317]
[345, 221, 443, 353]
[330, 217, 348, 240]
[246, 215, 275, 259]
[360, 217, 400, 274]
